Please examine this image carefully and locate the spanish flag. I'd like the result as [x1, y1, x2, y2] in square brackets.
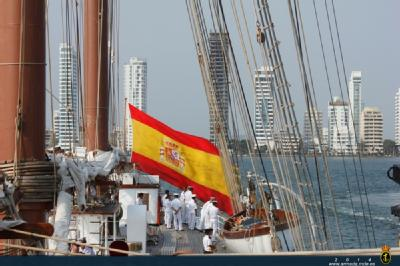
[129, 104, 233, 215]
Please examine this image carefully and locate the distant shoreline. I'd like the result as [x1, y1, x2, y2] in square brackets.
[237, 154, 399, 158]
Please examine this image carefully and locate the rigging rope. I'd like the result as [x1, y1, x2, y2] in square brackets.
[13, 0, 27, 181]
[311, 0, 363, 249]
[74, 0, 84, 147]
[288, 0, 344, 249]
[45, 0, 59, 207]
[232, 0, 309, 250]
[329, 0, 377, 247]
[254, 0, 331, 250]
[323, 0, 375, 247]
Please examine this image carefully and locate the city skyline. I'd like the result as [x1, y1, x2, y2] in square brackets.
[47, 41, 394, 151]
[46, 1, 400, 141]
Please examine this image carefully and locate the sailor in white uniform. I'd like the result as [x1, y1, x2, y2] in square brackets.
[171, 193, 183, 231]
[162, 190, 169, 225]
[180, 187, 187, 223]
[200, 196, 215, 230]
[208, 200, 219, 242]
[184, 186, 193, 223]
[186, 194, 197, 230]
[202, 228, 215, 254]
[163, 193, 173, 229]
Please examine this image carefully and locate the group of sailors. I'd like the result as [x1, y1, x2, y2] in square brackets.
[161, 186, 219, 253]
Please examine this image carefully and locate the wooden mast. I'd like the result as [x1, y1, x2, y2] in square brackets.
[84, 0, 110, 151]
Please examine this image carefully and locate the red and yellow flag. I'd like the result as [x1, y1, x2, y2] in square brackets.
[129, 104, 233, 215]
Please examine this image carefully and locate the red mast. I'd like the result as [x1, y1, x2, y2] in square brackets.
[0, 0, 46, 163]
[84, 0, 110, 151]
[0, 0, 54, 226]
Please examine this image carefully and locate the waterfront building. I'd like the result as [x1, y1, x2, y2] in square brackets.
[322, 127, 329, 152]
[395, 88, 400, 146]
[360, 107, 383, 155]
[55, 43, 79, 151]
[274, 131, 300, 154]
[124, 57, 147, 151]
[328, 97, 356, 155]
[303, 108, 323, 153]
[349, 71, 362, 143]
[209, 32, 229, 145]
[45, 129, 56, 149]
[254, 66, 274, 148]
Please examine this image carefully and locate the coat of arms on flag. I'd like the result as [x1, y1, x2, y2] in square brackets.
[160, 137, 185, 172]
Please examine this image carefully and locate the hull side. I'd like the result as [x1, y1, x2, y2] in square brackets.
[223, 228, 294, 253]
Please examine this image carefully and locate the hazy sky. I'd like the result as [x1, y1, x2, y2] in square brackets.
[47, 0, 400, 139]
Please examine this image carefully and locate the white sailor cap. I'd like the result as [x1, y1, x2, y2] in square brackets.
[192, 194, 197, 198]
[173, 193, 179, 196]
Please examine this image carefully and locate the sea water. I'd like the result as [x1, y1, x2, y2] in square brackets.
[238, 156, 400, 249]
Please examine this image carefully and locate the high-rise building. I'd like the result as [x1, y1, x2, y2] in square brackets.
[55, 43, 79, 151]
[124, 57, 147, 151]
[303, 108, 323, 153]
[360, 107, 383, 155]
[209, 32, 229, 145]
[322, 127, 329, 152]
[45, 129, 56, 149]
[395, 88, 400, 146]
[328, 97, 356, 155]
[254, 66, 274, 147]
[349, 71, 362, 143]
[110, 126, 124, 149]
[274, 130, 300, 154]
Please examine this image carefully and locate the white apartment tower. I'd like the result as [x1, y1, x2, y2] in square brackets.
[349, 71, 362, 143]
[322, 127, 329, 152]
[303, 108, 323, 153]
[254, 66, 274, 147]
[55, 43, 79, 151]
[209, 32, 229, 145]
[395, 88, 400, 146]
[124, 57, 147, 151]
[328, 97, 356, 155]
[360, 107, 383, 155]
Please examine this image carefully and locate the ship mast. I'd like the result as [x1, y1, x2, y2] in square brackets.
[0, 0, 53, 224]
[0, 0, 46, 165]
[84, 0, 110, 151]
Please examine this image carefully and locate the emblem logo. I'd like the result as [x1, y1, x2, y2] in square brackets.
[380, 244, 391, 264]
[160, 138, 185, 172]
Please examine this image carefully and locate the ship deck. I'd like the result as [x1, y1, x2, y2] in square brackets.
[147, 224, 228, 255]
[146, 223, 400, 256]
